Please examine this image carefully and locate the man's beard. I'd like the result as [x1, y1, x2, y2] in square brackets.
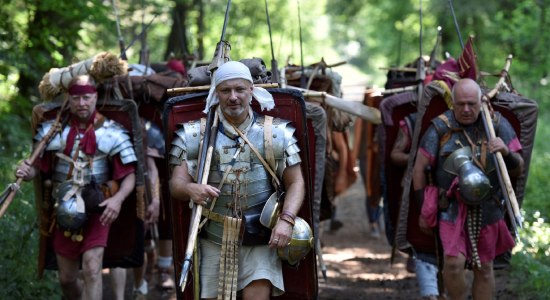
[223, 96, 252, 120]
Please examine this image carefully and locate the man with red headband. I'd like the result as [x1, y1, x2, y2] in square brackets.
[15, 74, 137, 300]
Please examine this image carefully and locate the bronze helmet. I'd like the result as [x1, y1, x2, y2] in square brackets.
[277, 217, 314, 265]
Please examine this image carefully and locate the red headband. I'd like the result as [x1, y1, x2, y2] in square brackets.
[68, 84, 96, 95]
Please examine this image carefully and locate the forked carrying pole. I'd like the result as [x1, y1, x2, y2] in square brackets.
[265, 0, 279, 84]
[480, 54, 522, 236]
[179, 0, 232, 294]
[179, 110, 220, 292]
[0, 100, 69, 218]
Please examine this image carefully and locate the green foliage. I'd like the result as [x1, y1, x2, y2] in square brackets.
[513, 109, 550, 296]
[0, 167, 61, 298]
[0, 211, 61, 298]
[1, 0, 549, 296]
[511, 212, 550, 299]
[524, 112, 550, 214]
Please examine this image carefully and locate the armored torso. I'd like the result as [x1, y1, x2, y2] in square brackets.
[169, 113, 301, 244]
[35, 118, 137, 185]
[420, 110, 519, 226]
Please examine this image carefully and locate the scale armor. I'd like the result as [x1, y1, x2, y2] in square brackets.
[422, 110, 505, 227]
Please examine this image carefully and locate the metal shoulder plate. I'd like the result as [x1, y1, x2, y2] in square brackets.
[35, 120, 66, 152]
[267, 116, 301, 168]
[96, 119, 137, 164]
[168, 120, 202, 169]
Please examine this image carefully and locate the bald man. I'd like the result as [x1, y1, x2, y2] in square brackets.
[412, 78, 523, 299]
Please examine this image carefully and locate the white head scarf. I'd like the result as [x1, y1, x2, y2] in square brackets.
[203, 61, 275, 113]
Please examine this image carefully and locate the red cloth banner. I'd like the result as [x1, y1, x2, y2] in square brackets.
[458, 36, 479, 80]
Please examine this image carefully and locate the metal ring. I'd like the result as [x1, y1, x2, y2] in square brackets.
[274, 239, 279, 242]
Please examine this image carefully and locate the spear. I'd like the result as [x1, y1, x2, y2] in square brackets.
[448, 0, 464, 49]
[265, 0, 279, 84]
[111, 0, 127, 61]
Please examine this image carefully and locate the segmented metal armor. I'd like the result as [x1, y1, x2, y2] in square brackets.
[169, 114, 301, 245]
[35, 118, 137, 185]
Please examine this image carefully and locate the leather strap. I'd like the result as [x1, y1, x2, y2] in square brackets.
[264, 116, 276, 172]
[231, 124, 281, 188]
[217, 216, 241, 300]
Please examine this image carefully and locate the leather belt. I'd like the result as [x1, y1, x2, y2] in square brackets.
[201, 208, 226, 224]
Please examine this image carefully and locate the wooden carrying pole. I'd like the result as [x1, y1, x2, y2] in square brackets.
[480, 54, 522, 234]
[179, 110, 219, 291]
[0, 102, 67, 218]
[179, 2, 232, 294]
[289, 86, 381, 124]
[301, 91, 381, 124]
[168, 84, 382, 125]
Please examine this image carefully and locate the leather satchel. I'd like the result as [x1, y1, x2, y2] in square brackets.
[241, 208, 272, 246]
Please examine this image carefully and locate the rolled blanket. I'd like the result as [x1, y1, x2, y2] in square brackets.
[38, 52, 128, 100]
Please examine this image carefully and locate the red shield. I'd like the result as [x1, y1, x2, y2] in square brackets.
[163, 88, 318, 299]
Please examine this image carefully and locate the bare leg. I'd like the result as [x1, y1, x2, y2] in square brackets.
[332, 131, 349, 195]
[56, 254, 83, 300]
[109, 268, 127, 300]
[145, 239, 157, 281]
[132, 251, 148, 298]
[472, 261, 494, 300]
[81, 247, 104, 300]
[157, 239, 175, 290]
[443, 254, 467, 300]
[242, 279, 271, 300]
[133, 253, 148, 287]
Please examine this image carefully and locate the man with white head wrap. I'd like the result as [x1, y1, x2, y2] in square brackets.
[169, 61, 305, 300]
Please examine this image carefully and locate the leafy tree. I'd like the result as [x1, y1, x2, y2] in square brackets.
[1, 0, 549, 296]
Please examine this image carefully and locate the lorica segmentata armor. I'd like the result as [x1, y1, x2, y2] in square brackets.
[169, 114, 301, 244]
[35, 118, 137, 185]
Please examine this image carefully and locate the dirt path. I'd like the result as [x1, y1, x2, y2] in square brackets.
[317, 177, 419, 300]
[317, 176, 517, 300]
[103, 175, 516, 299]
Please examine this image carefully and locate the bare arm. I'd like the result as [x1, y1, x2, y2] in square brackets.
[390, 127, 411, 166]
[487, 137, 524, 178]
[269, 164, 305, 248]
[412, 152, 430, 191]
[350, 119, 363, 164]
[169, 163, 220, 205]
[145, 156, 160, 224]
[99, 172, 135, 226]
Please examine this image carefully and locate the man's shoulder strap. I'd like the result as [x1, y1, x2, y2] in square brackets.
[263, 115, 276, 171]
[432, 111, 455, 147]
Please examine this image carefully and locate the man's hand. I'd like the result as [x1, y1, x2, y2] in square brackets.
[185, 183, 220, 206]
[487, 137, 509, 156]
[269, 219, 293, 249]
[99, 196, 123, 226]
[15, 159, 36, 181]
[145, 199, 160, 227]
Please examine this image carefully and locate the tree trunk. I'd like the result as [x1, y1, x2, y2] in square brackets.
[196, 0, 205, 60]
[165, 1, 192, 60]
[17, 8, 75, 105]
